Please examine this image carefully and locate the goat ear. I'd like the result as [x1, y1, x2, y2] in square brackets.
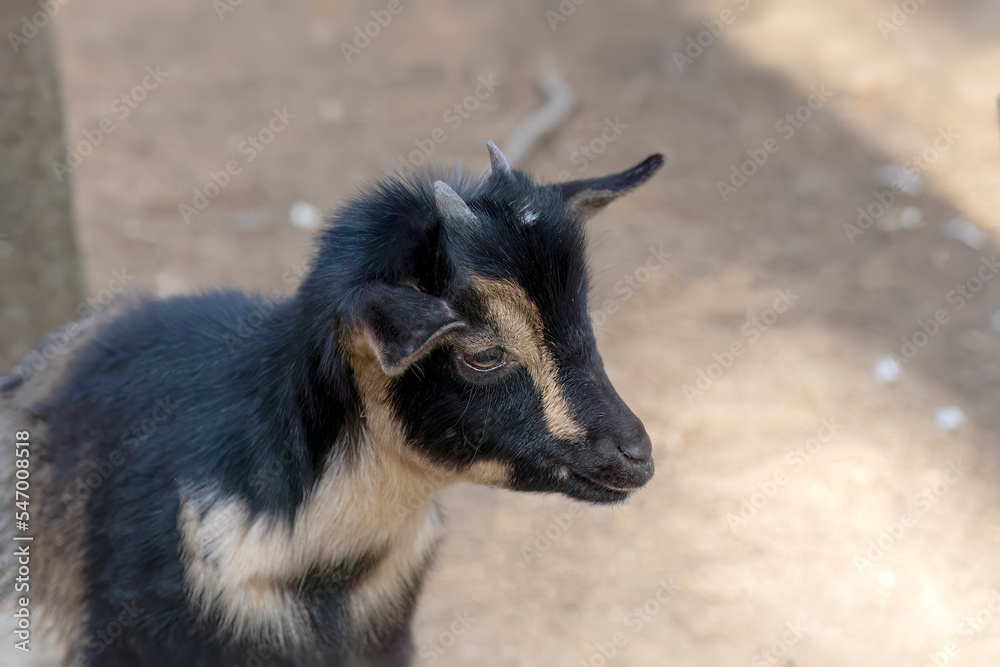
[553, 154, 665, 220]
[355, 284, 466, 376]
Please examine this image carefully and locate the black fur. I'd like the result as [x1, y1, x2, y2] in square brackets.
[1, 146, 663, 666]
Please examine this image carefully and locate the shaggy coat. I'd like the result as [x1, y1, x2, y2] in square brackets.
[0, 143, 662, 666]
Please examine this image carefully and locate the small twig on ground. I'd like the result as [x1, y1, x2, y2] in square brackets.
[503, 68, 576, 165]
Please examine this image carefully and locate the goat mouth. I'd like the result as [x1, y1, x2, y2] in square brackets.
[566, 470, 634, 504]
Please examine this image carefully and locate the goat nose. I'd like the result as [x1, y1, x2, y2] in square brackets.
[619, 430, 652, 463]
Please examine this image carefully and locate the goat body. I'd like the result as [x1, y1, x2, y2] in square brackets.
[0, 143, 663, 666]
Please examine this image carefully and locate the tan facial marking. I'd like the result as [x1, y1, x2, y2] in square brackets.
[347, 327, 513, 489]
[468, 277, 586, 442]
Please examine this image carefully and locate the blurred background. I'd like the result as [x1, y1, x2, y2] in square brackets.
[2, 0, 1000, 664]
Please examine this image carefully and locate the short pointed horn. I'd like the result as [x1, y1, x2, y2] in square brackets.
[433, 180, 478, 227]
[486, 140, 512, 175]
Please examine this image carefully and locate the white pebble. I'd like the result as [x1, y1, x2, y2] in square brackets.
[873, 355, 902, 383]
[289, 201, 323, 230]
[877, 165, 922, 196]
[898, 206, 923, 230]
[941, 218, 987, 250]
[935, 406, 966, 431]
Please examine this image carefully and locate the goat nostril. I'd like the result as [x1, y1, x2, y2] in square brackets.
[618, 433, 652, 464]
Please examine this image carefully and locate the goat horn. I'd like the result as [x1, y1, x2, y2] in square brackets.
[486, 141, 512, 175]
[433, 180, 478, 227]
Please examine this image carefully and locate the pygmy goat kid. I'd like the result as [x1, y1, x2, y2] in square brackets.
[0, 142, 663, 666]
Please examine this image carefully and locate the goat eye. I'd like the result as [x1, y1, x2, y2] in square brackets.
[461, 347, 507, 372]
